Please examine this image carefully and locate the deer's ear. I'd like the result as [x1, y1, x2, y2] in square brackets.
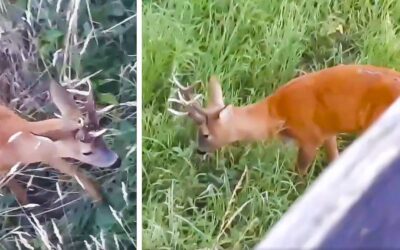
[50, 80, 81, 119]
[208, 104, 232, 121]
[207, 75, 224, 108]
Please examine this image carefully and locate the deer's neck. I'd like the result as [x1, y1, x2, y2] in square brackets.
[27, 119, 72, 140]
[229, 98, 281, 142]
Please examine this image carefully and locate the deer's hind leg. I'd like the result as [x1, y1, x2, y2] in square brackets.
[296, 135, 340, 176]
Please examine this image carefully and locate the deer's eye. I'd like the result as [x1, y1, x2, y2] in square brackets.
[78, 117, 85, 127]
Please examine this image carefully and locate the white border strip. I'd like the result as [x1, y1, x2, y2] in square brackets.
[136, 0, 143, 249]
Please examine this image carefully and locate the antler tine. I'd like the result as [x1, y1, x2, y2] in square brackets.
[167, 107, 189, 116]
[167, 74, 207, 123]
[85, 79, 99, 126]
[170, 74, 202, 97]
[170, 74, 189, 91]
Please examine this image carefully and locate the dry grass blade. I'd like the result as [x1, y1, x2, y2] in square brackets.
[28, 213, 52, 250]
[215, 166, 249, 244]
[102, 14, 136, 34]
[0, 0, 7, 13]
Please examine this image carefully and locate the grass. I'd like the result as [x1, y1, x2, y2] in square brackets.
[0, 0, 136, 249]
[142, 0, 400, 249]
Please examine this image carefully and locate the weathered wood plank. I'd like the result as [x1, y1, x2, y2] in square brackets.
[255, 97, 400, 249]
[319, 156, 400, 248]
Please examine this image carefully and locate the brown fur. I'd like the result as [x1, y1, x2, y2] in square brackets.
[0, 81, 120, 205]
[170, 64, 400, 175]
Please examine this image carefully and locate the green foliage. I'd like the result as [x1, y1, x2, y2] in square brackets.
[143, 0, 400, 249]
[0, 0, 136, 249]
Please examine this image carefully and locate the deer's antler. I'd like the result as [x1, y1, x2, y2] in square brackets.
[167, 74, 207, 124]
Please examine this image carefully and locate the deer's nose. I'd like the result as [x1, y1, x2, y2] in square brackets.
[196, 149, 206, 155]
[110, 157, 122, 169]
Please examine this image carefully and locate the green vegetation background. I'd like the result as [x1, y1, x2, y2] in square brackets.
[143, 0, 400, 249]
[0, 0, 135, 249]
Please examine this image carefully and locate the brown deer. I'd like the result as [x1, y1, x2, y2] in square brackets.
[0, 80, 121, 205]
[168, 64, 400, 176]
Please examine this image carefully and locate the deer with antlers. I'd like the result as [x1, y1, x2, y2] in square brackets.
[168, 64, 400, 176]
[0, 79, 121, 205]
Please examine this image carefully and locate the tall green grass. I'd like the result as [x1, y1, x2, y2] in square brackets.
[143, 0, 400, 249]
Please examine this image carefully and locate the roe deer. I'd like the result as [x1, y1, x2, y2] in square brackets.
[168, 64, 400, 176]
[0, 80, 121, 205]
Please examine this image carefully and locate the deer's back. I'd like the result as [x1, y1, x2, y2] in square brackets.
[269, 64, 400, 140]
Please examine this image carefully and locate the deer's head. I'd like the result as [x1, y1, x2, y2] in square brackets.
[168, 75, 239, 154]
[49, 81, 121, 168]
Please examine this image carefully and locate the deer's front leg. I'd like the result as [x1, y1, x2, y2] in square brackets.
[5, 178, 28, 205]
[295, 145, 318, 176]
[324, 136, 339, 163]
[6, 132, 104, 204]
[289, 130, 321, 176]
[49, 158, 103, 204]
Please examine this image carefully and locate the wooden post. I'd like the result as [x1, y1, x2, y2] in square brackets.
[255, 97, 400, 249]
